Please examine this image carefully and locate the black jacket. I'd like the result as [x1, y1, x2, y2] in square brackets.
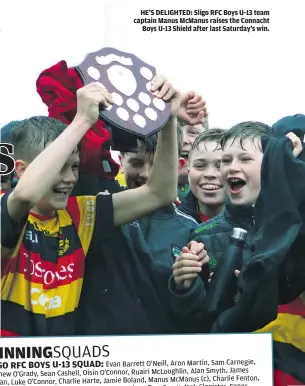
[79, 212, 201, 335]
[192, 203, 256, 269]
[169, 135, 305, 333]
[168, 202, 256, 331]
[179, 191, 201, 223]
[137, 203, 198, 275]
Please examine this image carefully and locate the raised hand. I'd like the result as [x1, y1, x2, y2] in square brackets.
[150, 75, 181, 118]
[76, 82, 114, 127]
[286, 132, 303, 158]
[178, 91, 208, 126]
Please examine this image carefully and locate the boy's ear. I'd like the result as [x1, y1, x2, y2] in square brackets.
[14, 160, 29, 179]
[178, 157, 186, 172]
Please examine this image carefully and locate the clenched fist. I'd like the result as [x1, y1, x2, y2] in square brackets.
[173, 241, 209, 290]
[75, 83, 114, 127]
[150, 75, 181, 118]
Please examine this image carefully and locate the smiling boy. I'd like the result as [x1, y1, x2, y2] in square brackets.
[170, 121, 272, 295]
[179, 128, 227, 222]
[169, 118, 305, 386]
[177, 93, 209, 201]
[1, 76, 182, 336]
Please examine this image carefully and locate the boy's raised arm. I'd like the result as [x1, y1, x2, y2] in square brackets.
[111, 76, 205, 227]
[7, 83, 112, 222]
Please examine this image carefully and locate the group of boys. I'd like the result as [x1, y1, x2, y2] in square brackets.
[1, 70, 305, 385]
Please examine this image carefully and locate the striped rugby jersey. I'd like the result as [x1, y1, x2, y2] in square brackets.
[256, 295, 305, 386]
[1, 191, 113, 336]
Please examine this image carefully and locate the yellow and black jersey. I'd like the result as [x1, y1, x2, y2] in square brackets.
[1, 191, 113, 336]
[256, 295, 305, 385]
